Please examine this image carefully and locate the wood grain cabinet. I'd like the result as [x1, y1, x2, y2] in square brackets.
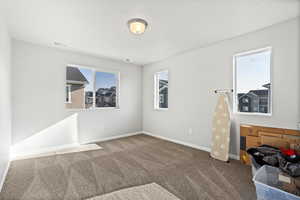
[240, 124, 300, 165]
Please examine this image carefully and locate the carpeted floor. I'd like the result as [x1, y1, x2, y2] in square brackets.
[0, 134, 256, 200]
[87, 183, 180, 200]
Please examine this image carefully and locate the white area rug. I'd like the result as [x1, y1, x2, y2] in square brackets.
[14, 144, 102, 160]
[87, 183, 181, 200]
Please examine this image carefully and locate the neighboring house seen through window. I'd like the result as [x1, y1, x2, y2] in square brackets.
[154, 70, 168, 110]
[234, 47, 272, 115]
[95, 71, 118, 108]
[65, 65, 119, 109]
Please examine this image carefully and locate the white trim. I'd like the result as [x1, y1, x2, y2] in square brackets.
[66, 80, 88, 85]
[0, 161, 10, 192]
[93, 107, 120, 110]
[11, 143, 80, 160]
[67, 107, 121, 112]
[12, 144, 103, 161]
[11, 131, 141, 160]
[67, 64, 120, 74]
[142, 131, 239, 160]
[234, 46, 272, 57]
[81, 131, 142, 144]
[235, 112, 272, 117]
[154, 72, 159, 109]
[229, 153, 240, 160]
[10, 131, 239, 161]
[233, 46, 272, 116]
[154, 108, 168, 111]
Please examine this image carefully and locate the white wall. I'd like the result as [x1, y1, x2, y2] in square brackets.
[0, 17, 11, 188]
[11, 114, 79, 159]
[11, 40, 142, 154]
[9, 18, 300, 159]
[143, 18, 300, 157]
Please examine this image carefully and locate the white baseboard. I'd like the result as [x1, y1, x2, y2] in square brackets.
[11, 131, 239, 161]
[0, 161, 10, 192]
[143, 131, 239, 160]
[81, 131, 142, 144]
[11, 131, 143, 160]
[11, 143, 80, 160]
[229, 153, 240, 160]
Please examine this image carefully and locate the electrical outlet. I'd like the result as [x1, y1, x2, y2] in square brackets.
[188, 128, 193, 135]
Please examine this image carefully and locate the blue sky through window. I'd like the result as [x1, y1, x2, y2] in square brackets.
[96, 72, 116, 89]
[236, 50, 271, 93]
[80, 69, 117, 91]
[159, 71, 168, 81]
[79, 68, 93, 91]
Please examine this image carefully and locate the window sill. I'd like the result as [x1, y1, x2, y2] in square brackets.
[94, 107, 120, 110]
[234, 112, 272, 117]
[66, 107, 120, 111]
[154, 108, 168, 111]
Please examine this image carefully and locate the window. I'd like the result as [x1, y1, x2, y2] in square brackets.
[65, 85, 71, 103]
[159, 94, 164, 104]
[234, 47, 272, 115]
[65, 65, 119, 109]
[95, 71, 118, 108]
[154, 70, 168, 110]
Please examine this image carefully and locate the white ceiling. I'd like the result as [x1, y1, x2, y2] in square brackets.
[1, 0, 299, 65]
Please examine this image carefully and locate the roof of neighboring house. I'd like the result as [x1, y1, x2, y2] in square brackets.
[66, 67, 89, 84]
[238, 89, 268, 100]
[159, 85, 168, 93]
[159, 80, 168, 91]
[159, 80, 168, 92]
[249, 89, 268, 96]
[238, 92, 258, 100]
[262, 83, 271, 89]
[159, 80, 168, 86]
[96, 88, 116, 96]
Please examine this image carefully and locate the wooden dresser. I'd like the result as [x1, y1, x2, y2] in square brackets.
[240, 124, 300, 165]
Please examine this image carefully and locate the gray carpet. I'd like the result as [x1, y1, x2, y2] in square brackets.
[0, 134, 256, 200]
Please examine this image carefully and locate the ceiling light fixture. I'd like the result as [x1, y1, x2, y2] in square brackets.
[127, 18, 148, 35]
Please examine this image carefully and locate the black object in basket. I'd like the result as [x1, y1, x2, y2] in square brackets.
[247, 145, 280, 167]
[281, 153, 300, 163]
[247, 145, 300, 177]
[278, 154, 300, 177]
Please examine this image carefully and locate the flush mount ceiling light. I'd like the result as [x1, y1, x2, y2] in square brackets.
[127, 18, 148, 35]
